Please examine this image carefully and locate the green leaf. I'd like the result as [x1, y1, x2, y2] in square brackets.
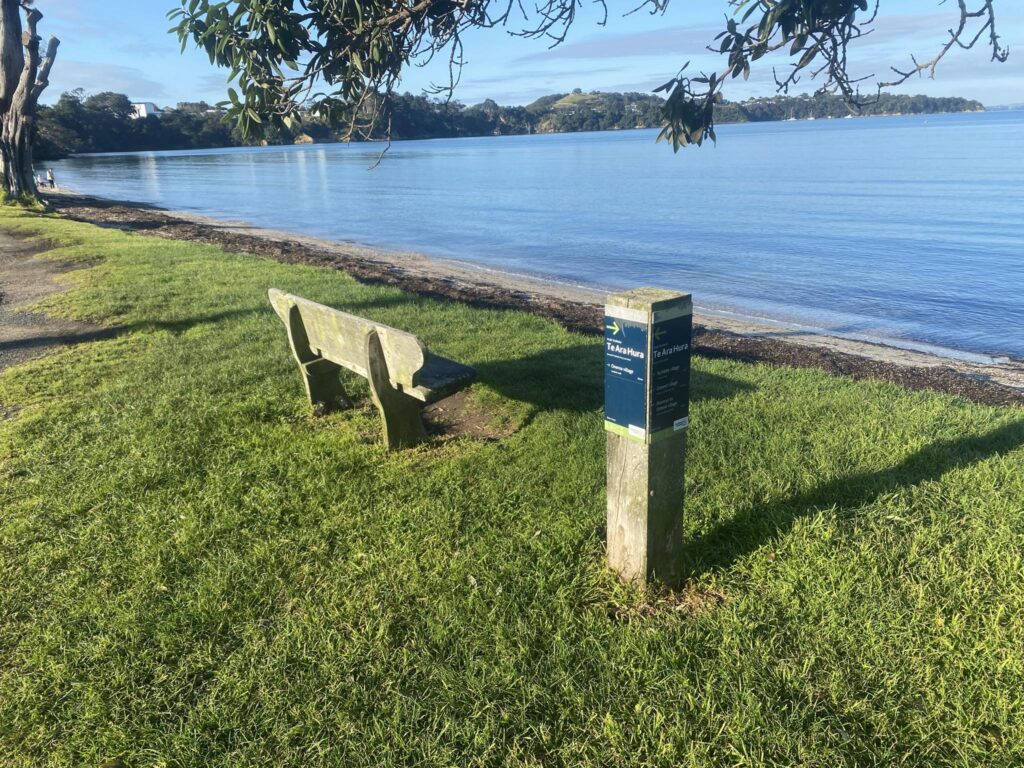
[797, 45, 819, 69]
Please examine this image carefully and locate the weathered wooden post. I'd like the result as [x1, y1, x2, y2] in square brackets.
[604, 288, 693, 585]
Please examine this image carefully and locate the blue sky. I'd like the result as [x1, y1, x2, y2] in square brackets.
[40, 0, 1024, 107]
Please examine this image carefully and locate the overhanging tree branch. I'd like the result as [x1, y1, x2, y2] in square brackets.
[169, 0, 1009, 154]
[879, 0, 1007, 88]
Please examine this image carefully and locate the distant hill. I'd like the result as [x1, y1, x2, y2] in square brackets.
[512, 90, 984, 136]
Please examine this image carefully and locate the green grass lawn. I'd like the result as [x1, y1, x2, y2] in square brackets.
[1, 206, 1022, 767]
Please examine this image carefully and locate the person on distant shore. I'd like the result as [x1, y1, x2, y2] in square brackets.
[46, 168, 55, 189]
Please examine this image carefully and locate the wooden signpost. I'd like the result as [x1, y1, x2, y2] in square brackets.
[604, 288, 693, 586]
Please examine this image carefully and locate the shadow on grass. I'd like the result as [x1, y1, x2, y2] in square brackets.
[688, 419, 1024, 576]
[476, 344, 754, 417]
[0, 308, 265, 354]
[0, 327, 121, 352]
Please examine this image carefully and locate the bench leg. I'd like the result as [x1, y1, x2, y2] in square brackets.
[365, 331, 427, 450]
[283, 303, 353, 415]
[374, 389, 427, 450]
[301, 358, 352, 414]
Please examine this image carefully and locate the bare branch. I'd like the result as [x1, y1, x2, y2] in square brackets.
[31, 34, 57, 102]
[879, 0, 1008, 88]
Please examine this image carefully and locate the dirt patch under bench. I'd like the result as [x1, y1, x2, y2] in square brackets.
[423, 390, 517, 442]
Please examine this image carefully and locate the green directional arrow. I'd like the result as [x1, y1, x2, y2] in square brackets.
[654, 327, 665, 341]
[606, 320, 621, 335]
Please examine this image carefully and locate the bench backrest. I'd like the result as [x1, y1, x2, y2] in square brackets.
[269, 289, 427, 389]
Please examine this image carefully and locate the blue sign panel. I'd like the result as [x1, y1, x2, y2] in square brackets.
[604, 314, 648, 440]
[604, 306, 692, 443]
[649, 313, 692, 439]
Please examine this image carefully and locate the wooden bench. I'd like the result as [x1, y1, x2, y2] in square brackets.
[269, 289, 476, 450]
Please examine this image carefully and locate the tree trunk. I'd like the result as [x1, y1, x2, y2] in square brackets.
[1, 107, 35, 196]
[0, 1, 58, 199]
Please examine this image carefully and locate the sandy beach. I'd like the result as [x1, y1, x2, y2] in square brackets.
[39, 189, 1024, 406]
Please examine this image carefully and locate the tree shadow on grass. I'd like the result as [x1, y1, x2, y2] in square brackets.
[687, 419, 1024, 577]
[0, 294, 423, 359]
[0, 308, 266, 354]
[475, 343, 754, 418]
[0, 326, 122, 353]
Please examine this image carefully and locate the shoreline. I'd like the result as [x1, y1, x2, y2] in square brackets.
[43, 189, 1024, 406]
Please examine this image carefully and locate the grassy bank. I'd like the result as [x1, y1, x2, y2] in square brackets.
[1, 207, 1022, 767]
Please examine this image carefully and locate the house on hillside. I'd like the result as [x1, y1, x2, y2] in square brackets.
[131, 102, 163, 119]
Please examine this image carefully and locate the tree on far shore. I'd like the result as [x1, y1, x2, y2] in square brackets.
[170, 0, 1008, 151]
[0, 0, 58, 198]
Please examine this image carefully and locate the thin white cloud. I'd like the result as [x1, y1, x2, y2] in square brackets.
[116, 41, 182, 59]
[515, 9, 1022, 72]
[45, 60, 167, 102]
[516, 25, 722, 63]
[43, 0, 122, 38]
[464, 65, 625, 86]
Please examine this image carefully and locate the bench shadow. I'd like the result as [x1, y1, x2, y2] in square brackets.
[686, 419, 1024, 577]
[474, 343, 754, 418]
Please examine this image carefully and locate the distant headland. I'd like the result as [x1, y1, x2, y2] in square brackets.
[36, 89, 984, 159]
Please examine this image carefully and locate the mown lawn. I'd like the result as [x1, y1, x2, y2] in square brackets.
[0, 206, 1022, 768]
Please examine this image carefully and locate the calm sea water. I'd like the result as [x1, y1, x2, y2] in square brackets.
[53, 111, 1024, 361]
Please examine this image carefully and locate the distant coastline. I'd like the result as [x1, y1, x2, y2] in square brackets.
[36, 90, 984, 160]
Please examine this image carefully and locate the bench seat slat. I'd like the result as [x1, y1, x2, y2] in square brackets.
[407, 355, 477, 403]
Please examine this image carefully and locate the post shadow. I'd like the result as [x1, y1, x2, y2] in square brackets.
[473, 343, 755, 418]
[685, 419, 1024, 577]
